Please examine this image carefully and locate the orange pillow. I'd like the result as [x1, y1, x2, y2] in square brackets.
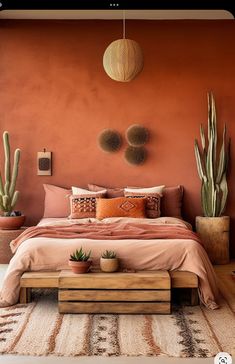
[96, 197, 146, 219]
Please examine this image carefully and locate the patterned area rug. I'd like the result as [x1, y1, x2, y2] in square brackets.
[0, 290, 234, 358]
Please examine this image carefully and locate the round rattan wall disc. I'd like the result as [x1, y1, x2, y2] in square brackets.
[98, 129, 122, 153]
[126, 124, 149, 146]
[124, 146, 147, 165]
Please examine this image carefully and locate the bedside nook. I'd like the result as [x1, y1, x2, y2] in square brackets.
[0, 227, 27, 264]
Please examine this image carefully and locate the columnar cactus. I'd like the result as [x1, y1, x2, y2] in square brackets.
[0, 132, 21, 216]
[194, 92, 230, 217]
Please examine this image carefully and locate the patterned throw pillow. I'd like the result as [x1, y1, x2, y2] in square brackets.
[96, 197, 146, 219]
[124, 191, 161, 218]
[69, 191, 106, 219]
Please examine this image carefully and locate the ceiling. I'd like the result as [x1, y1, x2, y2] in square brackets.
[0, 10, 234, 20]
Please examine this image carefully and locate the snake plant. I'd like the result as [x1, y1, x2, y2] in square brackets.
[194, 92, 230, 217]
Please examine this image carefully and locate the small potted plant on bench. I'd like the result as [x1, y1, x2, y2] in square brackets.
[100, 250, 119, 272]
[69, 247, 92, 274]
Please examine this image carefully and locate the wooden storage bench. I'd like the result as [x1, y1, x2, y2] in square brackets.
[59, 270, 171, 314]
[19, 270, 199, 312]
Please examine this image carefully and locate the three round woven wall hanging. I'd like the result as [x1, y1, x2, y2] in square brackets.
[98, 124, 149, 166]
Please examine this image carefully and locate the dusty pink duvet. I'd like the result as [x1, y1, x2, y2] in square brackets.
[0, 217, 219, 309]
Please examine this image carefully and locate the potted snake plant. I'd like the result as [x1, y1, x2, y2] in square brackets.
[194, 92, 230, 264]
[0, 131, 25, 230]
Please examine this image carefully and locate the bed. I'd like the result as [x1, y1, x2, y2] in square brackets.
[0, 216, 219, 310]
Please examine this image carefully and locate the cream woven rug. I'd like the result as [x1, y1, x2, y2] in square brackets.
[0, 290, 234, 358]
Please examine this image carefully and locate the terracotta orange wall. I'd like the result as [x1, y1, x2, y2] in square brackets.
[1, 20, 235, 256]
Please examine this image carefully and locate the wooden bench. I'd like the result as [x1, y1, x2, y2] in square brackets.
[58, 270, 171, 314]
[19, 270, 199, 310]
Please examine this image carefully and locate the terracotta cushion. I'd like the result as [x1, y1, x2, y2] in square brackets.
[69, 191, 106, 219]
[124, 191, 161, 218]
[88, 183, 124, 198]
[96, 197, 146, 219]
[161, 186, 184, 218]
[43, 184, 71, 218]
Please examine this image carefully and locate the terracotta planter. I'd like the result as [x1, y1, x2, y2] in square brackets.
[68, 260, 92, 274]
[196, 216, 230, 264]
[100, 257, 119, 273]
[0, 215, 25, 230]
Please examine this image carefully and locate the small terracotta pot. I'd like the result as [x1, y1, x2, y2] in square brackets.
[0, 215, 25, 230]
[100, 258, 119, 273]
[68, 260, 92, 274]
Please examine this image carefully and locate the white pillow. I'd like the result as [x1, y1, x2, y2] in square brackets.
[72, 186, 106, 195]
[125, 185, 165, 195]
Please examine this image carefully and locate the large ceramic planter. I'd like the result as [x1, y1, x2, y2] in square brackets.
[100, 258, 119, 273]
[196, 216, 230, 264]
[68, 260, 92, 274]
[0, 215, 25, 230]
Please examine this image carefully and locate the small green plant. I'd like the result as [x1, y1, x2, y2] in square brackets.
[101, 250, 117, 259]
[70, 247, 91, 262]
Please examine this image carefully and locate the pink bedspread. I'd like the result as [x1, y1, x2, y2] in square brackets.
[0, 217, 219, 309]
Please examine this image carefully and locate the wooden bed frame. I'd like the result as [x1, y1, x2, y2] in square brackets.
[19, 270, 199, 312]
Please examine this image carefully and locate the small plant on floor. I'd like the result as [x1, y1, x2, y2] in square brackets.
[100, 250, 119, 272]
[68, 247, 92, 274]
[70, 247, 91, 262]
[101, 250, 116, 259]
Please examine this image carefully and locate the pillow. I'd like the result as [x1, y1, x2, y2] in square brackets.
[125, 185, 165, 195]
[161, 186, 183, 218]
[96, 197, 146, 219]
[88, 183, 124, 198]
[43, 184, 71, 218]
[72, 186, 107, 195]
[124, 191, 161, 218]
[69, 190, 106, 219]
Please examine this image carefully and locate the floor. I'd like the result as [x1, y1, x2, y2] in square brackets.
[0, 263, 234, 364]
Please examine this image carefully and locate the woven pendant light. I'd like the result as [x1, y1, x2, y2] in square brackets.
[103, 11, 144, 82]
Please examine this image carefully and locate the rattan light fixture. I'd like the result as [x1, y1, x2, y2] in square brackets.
[103, 11, 144, 82]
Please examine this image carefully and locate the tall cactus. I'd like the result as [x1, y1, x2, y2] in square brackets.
[194, 92, 230, 217]
[0, 131, 21, 216]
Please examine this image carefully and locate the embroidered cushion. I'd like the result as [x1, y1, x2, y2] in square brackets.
[96, 197, 146, 219]
[69, 190, 106, 219]
[124, 191, 161, 218]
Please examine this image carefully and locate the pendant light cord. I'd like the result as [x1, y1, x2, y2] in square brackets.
[123, 10, 126, 39]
